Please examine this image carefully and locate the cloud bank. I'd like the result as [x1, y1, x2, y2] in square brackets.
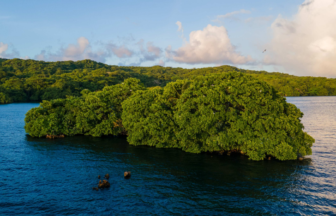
[33, 37, 163, 66]
[167, 24, 252, 64]
[265, 0, 336, 76]
[137, 39, 162, 62]
[35, 37, 109, 62]
[0, 42, 20, 58]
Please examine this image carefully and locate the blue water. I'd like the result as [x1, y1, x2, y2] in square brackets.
[0, 97, 335, 215]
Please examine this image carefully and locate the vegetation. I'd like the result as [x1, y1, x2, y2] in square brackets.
[25, 73, 314, 161]
[25, 78, 144, 137]
[1, 58, 336, 104]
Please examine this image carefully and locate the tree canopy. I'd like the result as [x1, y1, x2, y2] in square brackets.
[25, 73, 314, 161]
[122, 73, 314, 161]
[24, 78, 145, 137]
[1, 58, 336, 104]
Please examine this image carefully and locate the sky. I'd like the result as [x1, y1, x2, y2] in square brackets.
[1, 0, 336, 77]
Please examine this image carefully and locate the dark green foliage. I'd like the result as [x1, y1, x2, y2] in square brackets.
[122, 73, 314, 161]
[24, 78, 145, 137]
[121, 86, 180, 148]
[0, 58, 7, 64]
[0, 92, 12, 104]
[1, 58, 336, 105]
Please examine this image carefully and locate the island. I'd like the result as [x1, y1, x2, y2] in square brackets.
[24, 72, 314, 161]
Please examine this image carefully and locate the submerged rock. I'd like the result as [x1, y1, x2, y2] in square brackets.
[124, 171, 131, 179]
[92, 187, 99, 191]
[98, 175, 100, 179]
[98, 180, 110, 188]
[105, 174, 109, 179]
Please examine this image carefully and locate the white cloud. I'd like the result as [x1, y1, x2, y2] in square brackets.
[35, 50, 46, 61]
[64, 37, 89, 58]
[137, 39, 162, 62]
[0, 42, 8, 57]
[213, 9, 251, 23]
[108, 44, 133, 58]
[157, 60, 165, 66]
[265, 0, 336, 76]
[176, 21, 183, 32]
[0, 42, 20, 58]
[167, 24, 252, 64]
[176, 21, 186, 42]
[147, 42, 162, 57]
[35, 37, 110, 62]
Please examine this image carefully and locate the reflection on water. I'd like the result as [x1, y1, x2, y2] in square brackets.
[0, 98, 335, 215]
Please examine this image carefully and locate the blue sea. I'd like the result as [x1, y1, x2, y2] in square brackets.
[0, 97, 335, 215]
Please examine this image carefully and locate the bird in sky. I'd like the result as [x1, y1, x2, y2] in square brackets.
[262, 49, 267, 53]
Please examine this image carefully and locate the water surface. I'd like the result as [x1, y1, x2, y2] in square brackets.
[0, 97, 335, 215]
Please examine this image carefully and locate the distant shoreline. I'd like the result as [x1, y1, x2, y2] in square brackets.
[1, 59, 336, 105]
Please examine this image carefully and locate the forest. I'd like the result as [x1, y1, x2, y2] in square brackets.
[25, 73, 314, 161]
[1, 58, 336, 104]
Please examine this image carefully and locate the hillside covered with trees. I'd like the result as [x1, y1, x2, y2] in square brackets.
[25, 73, 314, 161]
[1, 58, 335, 104]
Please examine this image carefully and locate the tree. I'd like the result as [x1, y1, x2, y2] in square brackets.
[122, 73, 314, 161]
[1, 58, 336, 104]
[24, 78, 145, 137]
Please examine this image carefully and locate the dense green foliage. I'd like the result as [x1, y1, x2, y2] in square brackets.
[24, 78, 145, 137]
[1, 58, 336, 104]
[122, 73, 314, 161]
[122, 86, 180, 149]
[25, 73, 314, 161]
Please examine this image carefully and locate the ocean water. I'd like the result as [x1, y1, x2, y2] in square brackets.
[0, 97, 335, 215]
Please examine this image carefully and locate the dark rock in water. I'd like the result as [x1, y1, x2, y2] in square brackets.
[98, 180, 110, 188]
[105, 174, 109, 179]
[98, 175, 100, 179]
[92, 187, 99, 191]
[124, 171, 131, 179]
